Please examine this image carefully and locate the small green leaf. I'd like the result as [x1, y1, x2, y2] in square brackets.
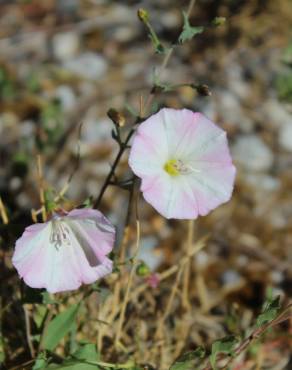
[256, 295, 281, 327]
[32, 353, 48, 370]
[179, 11, 204, 43]
[210, 335, 238, 370]
[0, 334, 5, 364]
[170, 347, 206, 370]
[46, 343, 99, 369]
[42, 304, 80, 351]
[42, 292, 58, 305]
[33, 305, 47, 329]
[72, 343, 99, 362]
[282, 42, 292, 65]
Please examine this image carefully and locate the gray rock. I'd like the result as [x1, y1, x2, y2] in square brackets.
[221, 269, 242, 285]
[261, 99, 292, 130]
[137, 236, 163, 271]
[226, 64, 250, 100]
[245, 173, 280, 192]
[63, 52, 107, 81]
[52, 31, 80, 61]
[232, 135, 273, 171]
[279, 122, 292, 152]
[55, 85, 76, 112]
[216, 90, 253, 132]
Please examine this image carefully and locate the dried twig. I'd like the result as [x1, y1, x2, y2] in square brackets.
[182, 219, 194, 310]
[0, 196, 9, 224]
[202, 302, 292, 370]
[23, 305, 35, 358]
[114, 185, 141, 348]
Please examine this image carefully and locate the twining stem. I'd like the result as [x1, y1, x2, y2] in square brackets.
[36, 154, 47, 222]
[93, 128, 135, 209]
[182, 219, 194, 310]
[144, 0, 196, 113]
[93, 0, 197, 209]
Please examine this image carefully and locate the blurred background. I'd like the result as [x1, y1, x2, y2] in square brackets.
[1, 0, 292, 369]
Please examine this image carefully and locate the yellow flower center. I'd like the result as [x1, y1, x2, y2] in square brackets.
[164, 159, 180, 176]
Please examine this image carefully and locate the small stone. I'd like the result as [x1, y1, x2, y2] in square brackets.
[55, 85, 76, 112]
[270, 271, 284, 284]
[113, 26, 135, 42]
[195, 251, 209, 268]
[221, 269, 242, 285]
[232, 135, 273, 172]
[52, 31, 80, 61]
[20, 120, 34, 137]
[138, 236, 163, 271]
[9, 177, 22, 191]
[56, 0, 79, 15]
[216, 90, 253, 132]
[226, 64, 250, 100]
[63, 52, 107, 81]
[245, 173, 280, 192]
[279, 122, 292, 152]
[160, 10, 180, 28]
[261, 99, 292, 129]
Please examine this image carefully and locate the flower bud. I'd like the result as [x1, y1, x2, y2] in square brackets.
[136, 261, 151, 277]
[107, 108, 126, 127]
[137, 8, 149, 23]
[194, 84, 211, 96]
[212, 17, 226, 27]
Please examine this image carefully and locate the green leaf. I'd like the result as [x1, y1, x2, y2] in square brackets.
[72, 342, 99, 361]
[42, 304, 80, 351]
[282, 42, 292, 65]
[170, 347, 206, 370]
[0, 334, 5, 364]
[32, 353, 48, 370]
[33, 305, 47, 329]
[46, 343, 99, 369]
[276, 72, 292, 101]
[256, 295, 281, 327]
[210, 335, 238, 370]
[42, 292, 58, 305]
[179, 12, 204, 43]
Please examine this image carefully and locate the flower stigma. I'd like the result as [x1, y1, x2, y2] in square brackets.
[164, 159, 199, 177]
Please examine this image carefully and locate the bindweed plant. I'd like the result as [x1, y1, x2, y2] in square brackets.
[1, 1, 291, 370]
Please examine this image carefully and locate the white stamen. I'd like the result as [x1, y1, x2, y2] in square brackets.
[50, 220, 71, 249]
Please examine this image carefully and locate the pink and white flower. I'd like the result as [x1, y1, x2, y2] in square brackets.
[12, 208, 115, 293]
[129, 108, 236, 219]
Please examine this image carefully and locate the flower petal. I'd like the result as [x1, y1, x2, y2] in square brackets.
[129, 108, 236, 219]
[186, 164, 236, 215]
[12, 209, 115, 293]
[67, 208, 115, 255]
[141, 172, 199, 219]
